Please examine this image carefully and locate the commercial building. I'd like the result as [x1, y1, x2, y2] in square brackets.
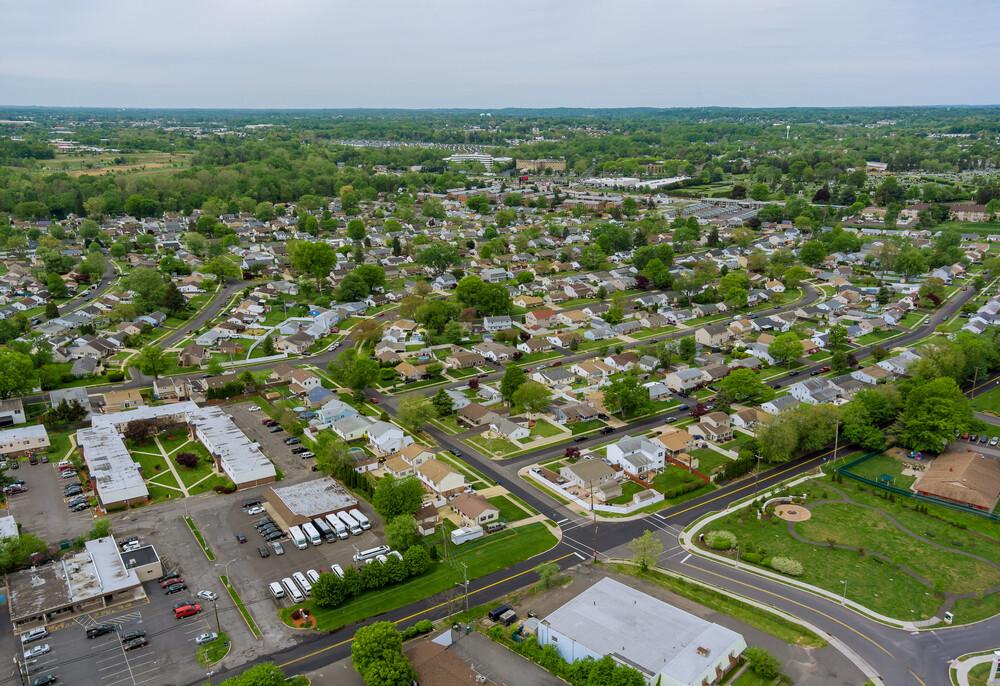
[189, 406, 277, 489]
[120, 544, 164, 582]
[914, 449, 1000, 511]
[0, 424, 50, 457]
[76, 426, 148, 508]
[516, 158, 567, 172]
[266, 477, 359, 527]
[7, 536, 146, 632]
[536, 577, 746, 686]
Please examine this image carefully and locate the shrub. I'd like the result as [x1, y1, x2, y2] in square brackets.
[769, 556, 804, 576]
[744, 647, 781, 679]
[706, 530, 737, 551]
[176, 452, 199, 468]
[742, 551, 763, 564]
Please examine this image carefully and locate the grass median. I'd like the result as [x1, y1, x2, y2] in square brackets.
[184, 516, 215, 561]
[196, 631, 230, 666]
[221, 575, 262, 639]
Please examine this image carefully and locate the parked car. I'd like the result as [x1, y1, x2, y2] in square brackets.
[158, 571, 181, 583]
[174, 603, 202, 619]
[270, 541, 285, 555]
[291, 447, 308, 454]
[195, 632, 218, 645]
[24, 644, 51, 659]
[196, 590, 218, 602]
[31, 675, 57, 686]
[298, 451, 315, 459]
[123, 637, 148, 651]
[990, 436, 999, 447]
[61, 470, 77, 479]
[241, 499, 262, 509]
[269, 425, 283, 433]
[69, 502, 89, 512]
[160, 577, 184, 588]
[246, 505, 265, 515]
[20, 628, 49, 644]
[164, 583, 187, 594]
[87, 624, 115, 638]
[284, 437, 301, 445]
[121, 631, 146, 643]
[257, 546, 270, 558]
[235, 533, 248, 544]
[4, 484, 28, 495]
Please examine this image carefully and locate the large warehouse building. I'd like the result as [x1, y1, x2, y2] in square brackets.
[536, 577, 746, 686]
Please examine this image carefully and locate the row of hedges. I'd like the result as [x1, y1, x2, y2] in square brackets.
[311, 545, 431, 609]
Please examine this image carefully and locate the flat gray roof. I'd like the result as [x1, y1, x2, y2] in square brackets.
[76, 426, 148, 504]
[270, 476, 357, 518]
[541, 577, 744, 684]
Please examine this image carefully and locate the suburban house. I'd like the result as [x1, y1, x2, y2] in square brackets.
[560, 459, 621, 502]
[761, 395, 800, 415]
[483, 315, 513, 332]
[416, 458, 467, 497]
[657, 428, 694, 457]
[525, 307, 558, 328]
[551, 402, 599, 424]
[289, 370, 323, 395]
[364, 421, 411, 455]
[851, 365, 892, 385]
[451, 493, 500, 527]
[695, 324, 734, 349]
[0, 399, 26, 427]
[445, 350, 484, 369]
[101, 390, 144, 414]
[665, 367, 708, 393]
[489, 418, 529, 441]
[606, 435, 666, 478]
[690, 412, 734, 443]
[457, 403, 501, 427]
[789, 378, 841, 404]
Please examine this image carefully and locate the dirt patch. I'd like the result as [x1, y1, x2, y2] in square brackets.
[289, 609, 317, 629]
[774, 504, 812, 522]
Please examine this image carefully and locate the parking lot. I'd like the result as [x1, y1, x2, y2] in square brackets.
[6, 459, 96, 543]
[20, 593, 214, 686]
[226, 401, 315, 478]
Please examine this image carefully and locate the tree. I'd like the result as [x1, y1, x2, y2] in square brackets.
[397, 394, 437, 432]
[745, 647, 781, 680]
[432, 388, 454, 416]
[640, 258, 672, 289]
[840, 387, 901, 451]
[629, 530, 663, 571]
[799, 240, 828, 267]
[402, 544, 431, 576]
[163, 281, 186, 314]
[678, 336, 696, 364]
[372, 475, 424, 518]
[347, 218, 366, 241]
[512, 381, 552, 414]
[719, 270, 750, 308]
[312, 572, 345, 608]
[828, 324, 851, 373]
[895, 246, 928, 281]
[895, 377, 973, 453]
[123, 268, 167, 312]
[136, 344, 168, 378]
[289, 240, 337, 291]
[0, 533, 49, 574]
[500, 365, 526, 404]
[579, 244, 606, 270]
[417, 244, 459, 274]
[414, 300, 460, 335]
[202, 256, 241, 283]
[534, 562, 560, 589]
[44, 301, 60, 319]
[0, 349, 37, 398]
[329, 350, 380, 397]
[768, 332, 803, 368]
[352, 622, 405, 675]
[603, 376, 653, 418]
[718, 368, 773, 405]
[385, 515, 420, 552]
[337, 271, 371, 302]
[782, 265, 809, 289]
[362, 652, 416, 686]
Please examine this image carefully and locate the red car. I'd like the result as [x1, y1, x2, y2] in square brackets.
[691, 404, 710, 417]
[174, 603, 202, 619]
[818, 366, 831, 373]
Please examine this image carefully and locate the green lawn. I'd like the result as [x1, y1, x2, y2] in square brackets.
[133, 450, 169, 478]
[172, 443, 216, 488]
[468, 434, 520, 456]
[147, 483, 183, 502]
[158, 430, 192, 455]
[196, 632, 230, 667]
[843, 453, 916, 490]
[706, 475, 1000, 622]
[528, 418, 564, 439]
[282, 523, 557, 630]
[571, 418, 605, 435]
[721, 433, 755, 452]
[630, 325, 677, 340]
[690, 448, 732, 474]
[970, 385, 1000, 415]
[487, 495, 530, 522]
[606, 481, 646, 505]
[514, 351, 562, 366]
[856, 329, 898, 345]
[188, 473, 236, 496]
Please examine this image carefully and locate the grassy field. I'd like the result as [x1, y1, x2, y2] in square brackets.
[40, 151, 193, 176]
[282, 523, 557, 630]
[706, 475, 1000, 622]
[571, 419, 605, 435]
[528, 418, 563, 439]
[970, 385, 1000, 415]
[691, 448, 732, 474]
[196, 632, 230, 666]
[843, 453, 916, 490]
[468, 434, 520, 456]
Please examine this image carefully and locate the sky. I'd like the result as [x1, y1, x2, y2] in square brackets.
[2, 0, 998, 109]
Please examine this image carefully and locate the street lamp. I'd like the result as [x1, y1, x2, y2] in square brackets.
[840, 579, 848, 605]
[734, 543, 741, 569]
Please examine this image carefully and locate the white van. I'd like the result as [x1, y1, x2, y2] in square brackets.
[292, 571, 312, 596]
[337, 510, 363, 536]
[20, 627, 49, 644]
[330, 563, 345, 578]
[268, 582, 286, 600]
[288, 525, 308, 550]
[353, 545, 391, 563]
[349, 508, 371, 531]
[305, 569, 321, 585]
[281, 577, 304, 603]
[325, 513, 349, 540]
[301, 522, 322, 546]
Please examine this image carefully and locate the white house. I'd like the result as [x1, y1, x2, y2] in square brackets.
[490, 418, 529, 441]
[606, 434, 666, 478]
[367, 421, 413, 455]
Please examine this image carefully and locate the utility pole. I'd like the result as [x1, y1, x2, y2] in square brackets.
[213, 598, 221, 634]
[590, 480, 597, 562]
[461, 562, 469, 615]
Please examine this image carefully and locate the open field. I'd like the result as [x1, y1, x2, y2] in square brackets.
[38, 151, 194, 176]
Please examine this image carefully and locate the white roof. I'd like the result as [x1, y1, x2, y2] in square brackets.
[91, 401, 199, 429]
[85, 536, 140, 595]
[76, 426, 148, 505]
[189, 406, 275, 486]
[541, 577, 745, 684]
[0, 513, 18, 539]
[0, 423, 49, 446]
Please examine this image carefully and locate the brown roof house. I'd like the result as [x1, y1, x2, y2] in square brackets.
[914, 449, 1000, 511]
[417, 458, 467, 497]
[451, 493, 499, 527]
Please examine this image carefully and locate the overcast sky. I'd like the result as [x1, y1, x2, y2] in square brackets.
[2, 0, 997, 109]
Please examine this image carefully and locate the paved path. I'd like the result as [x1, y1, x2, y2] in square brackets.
[154, 436, 189, 497]
[954, 653, 996, 686]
